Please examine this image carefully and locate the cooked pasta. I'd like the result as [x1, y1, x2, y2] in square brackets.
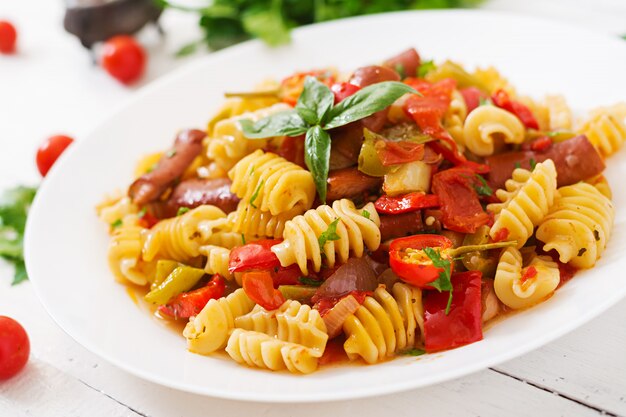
[488, 159, 557, 248]
[271, 199, 381, 275]
[494, 247, 560, 310]
[142, 205, 228, 262]
[183, 288, 255, 355]
[536, 183, 614, 269]
[99, 47, 621, 374]
[343, 284, 423, 364]
[207, 103, 292, 171]
[228, 149, 316, 216]
[577, 103, 626, 157]
[463, 105, 525, 156]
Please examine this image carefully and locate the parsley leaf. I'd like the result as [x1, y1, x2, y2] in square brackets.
[529, 158, 537, 170]
[318, 218, 341, 251]
[405, 348, 426, 356]
[418, 60, 436, 78]
[111, 218, 123, 228]
[479, 97, 493, 106]
[249, 180, 264, 209]
[473, 174, 493, 197]
[423, 247, 453, 314]
[514, 162, 521, 169]
[299, 276, 323, 287]
[362, 209, 371, 219]
[176, 207, 190, 216]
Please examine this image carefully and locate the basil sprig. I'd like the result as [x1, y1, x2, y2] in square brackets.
[240, 77, 417, 202]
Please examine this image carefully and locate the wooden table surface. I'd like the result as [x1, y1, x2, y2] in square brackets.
[1, 1, 625, 415]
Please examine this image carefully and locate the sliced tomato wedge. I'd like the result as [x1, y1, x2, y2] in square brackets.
[242, 271, 285, 310]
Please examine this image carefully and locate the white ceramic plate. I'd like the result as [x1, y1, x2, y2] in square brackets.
[25, 10, 626, 402]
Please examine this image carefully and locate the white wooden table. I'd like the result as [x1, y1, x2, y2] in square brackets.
[1, 1, 625, 415]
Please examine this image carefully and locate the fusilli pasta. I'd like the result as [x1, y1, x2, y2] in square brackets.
[463, 105, 525, 156]
[577, 103, 626, 157]
[228, 201, 300, 238]
[200, 245, 232, 280]
[108, 215, 148, 286]
[443, 89, 468, 149]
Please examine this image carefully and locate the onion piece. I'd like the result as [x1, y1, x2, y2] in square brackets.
[482, 279, 500, 322]
[322, 295, 361, 339]
[313, 257, 378, 301]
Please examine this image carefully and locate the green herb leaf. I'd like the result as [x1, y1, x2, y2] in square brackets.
[299, 276, 323, 287]
[249, 180, 264, 209]
[423, 247, 454, 315]
[362, 209, 371, 219]
[241, 234, 246, 245]
[405, 348, 426, 356]
[418, 60, 436, 78]
[304, 126, 332, 203]
[175, 40, 201, 57]
[241, 3, 290, 47]
[12, 260, 28, 286]
[318, 218, 341, 250]
[176, 207, 190, 216]
[324, 81, 417, 129]
[473, 174, 493, 197]
[529, 158, 537, 170]
[111, 218, 123, 228]
[514, 162, 521, 169]
[240, 110, 309, 139]
[295, 76, 335, 125]
[166, 149, 177, 158]
[479, 97, 493, 106]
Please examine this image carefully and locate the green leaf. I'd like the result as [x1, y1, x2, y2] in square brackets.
[324, 82, 417, 129]
[111, 218, 123, 229]
[362, 209, 370, 219]
[12, 260, 28, 286]
[474, 174, 493, 197]
[304, 126, 332, 203]
[479, 97, 493, 106]
[241, 4, 290, 47]
[0, 186, 37, 233]
[514, 162, 521, 169]
[176, 207, 190, 216]
[423, 247, 454, 314]
[299, 276, 323, 287]
[249, 180, 264, 209]
[295, 77, 335, 125]
[529, 158, 537, 170]
[418, 60, 436, 78]
[240, 110, 309, 139]
[405, 348, 426, 356]
[318, 218, 341, 250]
[175, 41, 201, 58]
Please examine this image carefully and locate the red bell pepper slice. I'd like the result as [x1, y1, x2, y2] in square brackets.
[491, 89, 539, 130]
[376, 140, 425, 166]
[459, 87, 488, 113]
[389, 234, 454, 287]
[431, 168, 490, 233]
[158, 275, 226, 319]
[375, 192, 440, 215]
[331, 82, 360, 104]
[242, 270, 286, 310]
[424, 270, 483, 352]
[529, 136, 552, 152]
[228, 240, 283, 273]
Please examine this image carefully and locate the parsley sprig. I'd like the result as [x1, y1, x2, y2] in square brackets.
[423, 247, 454, 314]
[241, 77, 416, 202]
[317, 218, 340, 250]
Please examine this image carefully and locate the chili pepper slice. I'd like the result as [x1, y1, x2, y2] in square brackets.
[375, 192, 440, 215]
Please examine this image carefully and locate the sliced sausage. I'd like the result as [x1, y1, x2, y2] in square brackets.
[129, 129, 205, 205]
[350, 66, 401, 133]
[383, 48, 421, 78]
[162, 178, 239, 217]
[486, 135, 605, 189]
[379, 211, 424, 242]
[326, 167, 382, 202]
[329, 122, 363, 170]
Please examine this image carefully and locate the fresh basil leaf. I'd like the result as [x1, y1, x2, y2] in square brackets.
[324, 81, 417, 129]
[240, 110, 309, 139]
[304, 126, 331, 203]
[12, 260, 28, 286]
[295, 77, 334, 125]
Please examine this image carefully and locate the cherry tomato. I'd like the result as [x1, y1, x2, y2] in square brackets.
[330, 82, 360, 104]
[0, 316, 30, 380]
[0, 20, 17, 54]
[36, 135, 74, 177]
[101, 35, 146, 84]
[375, 192, 440, 215]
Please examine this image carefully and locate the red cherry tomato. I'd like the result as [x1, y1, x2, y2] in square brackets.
[36, 135, 74, 177]
[0, 316, 30, 380]
[0, 20, 17, 54]
[101, 35, 146, 84]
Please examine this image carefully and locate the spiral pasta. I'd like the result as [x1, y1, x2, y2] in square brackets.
[207, 103, 292, 171]
[107, 215, 149, 286]
[443, 89, 468, 149]
[142, 205, 228, 262]
[577, 103, 626, 157]
[536, 183, 614, 269]
[343, 284, 424, 364]
[271, 199, 381, 275]
[183, 288, 255, 355]
[228, 201, 300, 239]
[472, 66, 516, 96]
[226, 328, 321, 374]
[200, 245, 232, 280]
[97, 194, 139, 227]
[235, 300, 328, 354]
[463, 105, 525, 156]
[519, 95, 572, 132]
[228, 149, 315, 216]
[494, 247, 560, 310]
[488, 159, 557, 248]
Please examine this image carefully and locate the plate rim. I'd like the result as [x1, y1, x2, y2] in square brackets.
[24, 9, 626, 402]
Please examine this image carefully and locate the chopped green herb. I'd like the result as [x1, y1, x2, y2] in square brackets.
[479, 97, 493, 106]
[138, 207, 147, 218]
[593, 229, 600, 241]
[111, 219, 123, 229]
[318, 218, 341, 250]
[405, 348, 426, 356]
[146, 163, 158, 174]
[473, 174, 493, 197]
[395, 63, 406, 79]
[514, 162, 521, 169]
[529, 158, 537, 170]
[362, 209, 371, 219]
[418, 60, 436, 78]
[249, 180, 264, 209]
[166, 149, 177, 158]
[299, 276, 323, 287]
[545, 131, 560, 137]
[577, 247, 587, 257]
[176, 207, 190, 216]
[423, 247, 453, 314]
[241, 234, 246, 245]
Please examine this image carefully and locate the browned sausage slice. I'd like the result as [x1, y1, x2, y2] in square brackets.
[163, 178, 239, 217]
[128, 129, 205, 205]
[326, 167, 382, 202]
[379, 211, 424, 242]
[383, 48, 421, 78]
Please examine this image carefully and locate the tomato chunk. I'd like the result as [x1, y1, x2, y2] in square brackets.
[242, 271, 285, 310]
